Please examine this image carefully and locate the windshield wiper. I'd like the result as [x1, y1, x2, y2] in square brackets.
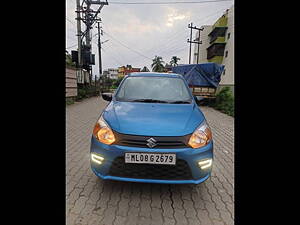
[168, 100, 191, 104]
[130, 99, 169, 103]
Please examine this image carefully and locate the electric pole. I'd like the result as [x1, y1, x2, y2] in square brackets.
[96, 21, 102, 77]
[187, 24, 203, 64]
[75, 0, 108, 87]
[96, 20, 102, 92]
[188, 23, 193, 64]
[76, 0, 82, 82]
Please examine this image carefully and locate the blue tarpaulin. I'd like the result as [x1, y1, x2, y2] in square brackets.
[171, 63, 224, 88]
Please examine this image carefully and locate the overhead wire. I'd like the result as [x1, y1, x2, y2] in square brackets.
[109, 0, 233, 5]
[102, 31, 152, 60]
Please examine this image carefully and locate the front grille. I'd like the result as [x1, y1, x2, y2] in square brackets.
[113, 131, 191, 149]
[108, 157, 193, 180]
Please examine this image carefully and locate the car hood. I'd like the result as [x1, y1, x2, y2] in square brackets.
[102, 101, 205, 136]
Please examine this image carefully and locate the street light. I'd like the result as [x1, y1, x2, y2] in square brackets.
[101, 39, 109, 45]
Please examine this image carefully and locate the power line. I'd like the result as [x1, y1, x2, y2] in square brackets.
[66, 44, 78, 49]
[102, 47, 123, 65]
[66, 18, 76, 25]
[136, 7, 231, 58]
[103, 31, 152, 60]
[92, 39, 125, 67]
[105, 41, 129, 62]
[109, 0, 232, 5]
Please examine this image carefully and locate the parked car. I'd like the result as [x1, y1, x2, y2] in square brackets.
[90, 72, 213, 184]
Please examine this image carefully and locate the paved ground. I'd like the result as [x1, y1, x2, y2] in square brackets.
[66, 97, 234, 225]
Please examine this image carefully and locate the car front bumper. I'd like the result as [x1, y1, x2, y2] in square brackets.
[90, 136, 213, 184]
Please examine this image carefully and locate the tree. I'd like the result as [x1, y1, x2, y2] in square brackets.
[113, 77, 124, 87]
[65, 50, 76, 68]
[151, 56, 165, 72]
[170, 56, 181, 67]
[141, 66, 150, 72]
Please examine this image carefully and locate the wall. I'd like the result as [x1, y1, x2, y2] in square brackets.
[108, 68, 119, 80]
[219, 6, 234, 86]
[66, 68, 78, 97]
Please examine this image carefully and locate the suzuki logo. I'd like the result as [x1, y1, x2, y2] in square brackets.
[146, 138, 157, 148]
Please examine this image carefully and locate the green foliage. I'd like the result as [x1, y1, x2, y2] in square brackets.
[66, 98, 75, 105]
[212, 87, 234, 116]
[104, 77, 114, 87]
[170, 56, 180, 66]
[141, 66, 150, 72]
[65, 51, 76, 68]
[151, 56, 165, 72]
[77, 88, 87, 100]
[76, 86, 99, 101]
[113, 77, 124, 87]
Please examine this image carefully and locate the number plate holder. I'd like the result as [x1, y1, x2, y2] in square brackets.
[125, 152, 176, 165]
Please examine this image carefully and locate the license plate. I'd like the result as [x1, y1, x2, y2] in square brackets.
[125, 153, 176, 165]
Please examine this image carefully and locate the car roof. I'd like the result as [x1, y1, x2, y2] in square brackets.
[127, 72, 182, 78]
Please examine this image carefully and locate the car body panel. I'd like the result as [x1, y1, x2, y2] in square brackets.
[103, 101, 205, 136]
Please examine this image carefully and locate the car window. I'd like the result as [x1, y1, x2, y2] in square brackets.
[115, 76, 192, 103]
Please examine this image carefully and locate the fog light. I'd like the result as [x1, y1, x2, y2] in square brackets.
[198, 159, 212, 169]
[91, 153, 104, 165]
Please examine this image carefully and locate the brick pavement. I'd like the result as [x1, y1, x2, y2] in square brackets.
[66, 96, 234, 225]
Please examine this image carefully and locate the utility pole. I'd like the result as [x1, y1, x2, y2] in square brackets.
[187, 24, 203, 64]
[75, 0, 108, 87]
[96, 20, 102, 92]
[86, 1, 92, 86]
[96, 21, 102, 77]
[188, 23, 193, 64]
[76, 0, 82, 82]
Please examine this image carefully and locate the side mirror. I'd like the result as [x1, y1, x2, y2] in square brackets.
[102, 93, 112, 102]
[193, 96, 204, 105]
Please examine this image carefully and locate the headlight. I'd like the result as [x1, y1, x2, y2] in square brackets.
[188, 120, 212, 148]
[93, 115, 116, 145]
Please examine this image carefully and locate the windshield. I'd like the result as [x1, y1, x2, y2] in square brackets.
[115, 76, 192, 103]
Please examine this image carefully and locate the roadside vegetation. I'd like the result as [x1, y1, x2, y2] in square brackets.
[151, 55, 181, 72]
[210, 87, 234, 117]
[66, 98, 75, 105]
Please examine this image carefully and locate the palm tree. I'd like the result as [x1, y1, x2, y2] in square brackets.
[151, 56, 165, 72]
[141, 66, 150, 72]
[170, 56, 181, 67]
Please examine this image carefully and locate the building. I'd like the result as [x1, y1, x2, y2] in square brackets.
[193, 25, 212, 64]
[107, 68, 118, 80]
[193, 6, 234, 93]
[118, 65, 141, 78]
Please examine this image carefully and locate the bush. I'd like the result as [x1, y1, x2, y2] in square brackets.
[110, 85, 117, 89]
[76, 86, 100, 101]
[77, 88, 87, 100]
[66, 98, 75, 105]
[113, 77, 124, 87]
[212, 87, 234, 117]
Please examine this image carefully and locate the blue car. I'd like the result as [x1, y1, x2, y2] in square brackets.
[90, 72, 213, 184]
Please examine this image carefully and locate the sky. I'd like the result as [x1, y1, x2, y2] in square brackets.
[66, 0, 234, 77]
